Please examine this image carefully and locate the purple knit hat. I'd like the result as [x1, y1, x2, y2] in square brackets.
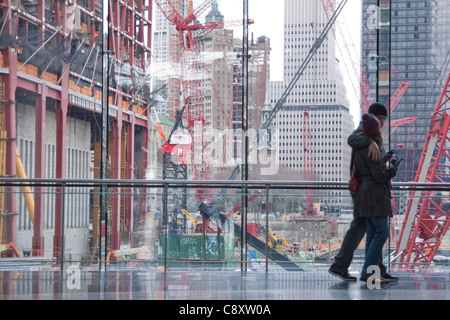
[362, 113, 381, 135]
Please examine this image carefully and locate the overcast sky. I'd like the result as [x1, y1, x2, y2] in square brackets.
[216, 0, 363, 123]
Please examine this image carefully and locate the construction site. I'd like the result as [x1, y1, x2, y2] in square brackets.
[0, 0, 449, 301]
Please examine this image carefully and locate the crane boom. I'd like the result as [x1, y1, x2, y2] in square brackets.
[261, 0, 348, 130]
[393, 72, 450, 271]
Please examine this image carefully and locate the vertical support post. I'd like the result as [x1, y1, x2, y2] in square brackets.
[53, 0, 69, 263]
[33, 85, 47, 256]
[125, 120, 135, 244]
[2, 0, 18, 250]
[140, 125, 149, 224]
[4, 48, 17, 248]
[240, 0, 250, 272]
[163, 183, 168, 272]
[265, 184, 269, 274]
[110, 119, 121, 250]
[100, 0, 111, 270]
[60, 182, 66, 274]
[53, 70, 68, 262]
[377, 0, 392, 268]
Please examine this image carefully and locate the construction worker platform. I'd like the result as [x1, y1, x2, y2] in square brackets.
[0, 269, 448, 302]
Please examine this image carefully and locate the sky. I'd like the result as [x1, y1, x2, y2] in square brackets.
[215, 0, 363, 124]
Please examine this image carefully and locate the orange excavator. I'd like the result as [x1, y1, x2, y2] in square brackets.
[0, 243, 21, 257]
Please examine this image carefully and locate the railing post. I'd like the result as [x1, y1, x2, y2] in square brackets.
[60, 182, 66, 275]
[163, 182, 168, 273]
[265, 184, 270, 274]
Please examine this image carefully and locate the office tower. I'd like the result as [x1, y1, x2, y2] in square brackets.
[152, 0, 188, 120]
[362, 0, 450, 182]
[264, 0, 354, 208]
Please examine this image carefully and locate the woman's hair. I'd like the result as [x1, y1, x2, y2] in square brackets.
[365, 131, 384, 151]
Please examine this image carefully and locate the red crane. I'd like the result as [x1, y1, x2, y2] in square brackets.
[393, 72, 450, 271]
[154, 0, 217, 202]
[320, 0, 409, 114]
[154, 0, 252, 203]
[321, 0, 374, 112]
[320, 1, 449, 271]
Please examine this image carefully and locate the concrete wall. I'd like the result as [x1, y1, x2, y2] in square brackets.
[15, 103, 91, 259]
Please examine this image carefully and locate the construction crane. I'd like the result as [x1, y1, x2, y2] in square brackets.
[320, 0, 409, 114]
[392, 72, 450, 271]
[321, 0, 449, 271]
[321, 0, 374, 112]
[154, 0, 253, 203]
[197, 0, 349, 270]
[261, 0, 348, 132]
[154, 0, 215, 202]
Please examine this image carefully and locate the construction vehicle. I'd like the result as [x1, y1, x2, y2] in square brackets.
[247, 223, 287, 252]
[181, 209, 205, 233]
[0, 243, 21, 257]
[266, 227, 288, 251]
[106, 246, 151, 267]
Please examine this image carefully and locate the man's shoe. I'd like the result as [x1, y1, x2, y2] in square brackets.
[381, 272, 399, 282]
[328, 267, 357, 281]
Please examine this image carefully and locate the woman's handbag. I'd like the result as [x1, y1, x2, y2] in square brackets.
[348, 163, 362, 193]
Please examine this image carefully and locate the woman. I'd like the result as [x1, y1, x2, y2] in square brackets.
[353, 113, 401, 281]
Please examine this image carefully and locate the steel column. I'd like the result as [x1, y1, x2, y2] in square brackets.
[32, 84, 46, 256]
[140, 124, 149, 237]
[2, 0, 18, 249]
[53, 64, 69, 261]
[3, 48, 17, 249]
[125, 120, 135, 244]
[110, 119, 122, 250]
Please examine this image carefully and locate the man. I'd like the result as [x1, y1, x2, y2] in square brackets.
[328, 102, 398, 282]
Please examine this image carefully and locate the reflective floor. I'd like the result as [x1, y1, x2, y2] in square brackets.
[0, 269, 449, 301]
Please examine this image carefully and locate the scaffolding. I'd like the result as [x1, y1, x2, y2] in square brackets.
[0, 0, 153, 259]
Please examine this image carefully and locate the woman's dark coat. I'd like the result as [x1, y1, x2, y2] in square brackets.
[353, 146, 396, 218]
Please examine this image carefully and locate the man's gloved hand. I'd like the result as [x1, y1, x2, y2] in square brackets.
[391, 157, 404, 170]
[388, 157, 403, 178]
[383, 149, 397, 163]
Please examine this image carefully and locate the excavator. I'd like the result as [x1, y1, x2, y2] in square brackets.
[0, 243, 21, 257]
[181, 209, 204, 233]
[266, 228, 288, 251]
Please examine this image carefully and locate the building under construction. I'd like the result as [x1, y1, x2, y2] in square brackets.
[0, 0, 153, 260]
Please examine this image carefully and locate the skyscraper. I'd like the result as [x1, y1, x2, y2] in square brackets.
[265, 0, 354, 208]
[361, 0, 450, 182]
[152, 0, 188, 120]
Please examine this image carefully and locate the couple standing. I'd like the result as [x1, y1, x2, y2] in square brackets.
[329, 102, 403, 283]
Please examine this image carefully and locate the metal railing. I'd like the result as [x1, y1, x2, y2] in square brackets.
[0, 178, 449, 273]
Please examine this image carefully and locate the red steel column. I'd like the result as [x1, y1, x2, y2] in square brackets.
[33, 84, 47, 256]
[53, 67, 68, 261]
[4, 48, 18, 248]
[3, 0, 18, 248]
[140, 124, 149, 232]
[110, 118, 122, 250]
[52, 0, 69, 262]
[125, 120, 135, 245]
